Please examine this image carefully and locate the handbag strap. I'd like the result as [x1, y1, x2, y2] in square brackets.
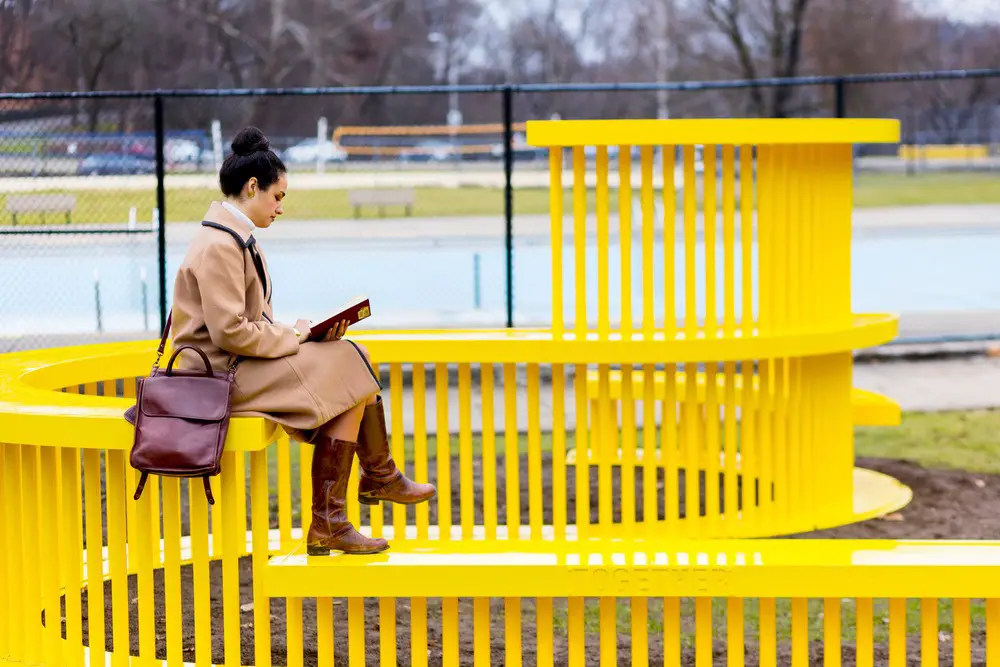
[152, 311, 172, 370]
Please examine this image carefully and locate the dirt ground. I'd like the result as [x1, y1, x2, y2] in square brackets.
[69, 456, 1000, 666]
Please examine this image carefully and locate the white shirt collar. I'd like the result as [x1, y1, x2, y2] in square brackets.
[220, 200, 255, 232]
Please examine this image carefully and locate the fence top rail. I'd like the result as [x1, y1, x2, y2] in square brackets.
[0, 67, 997, 101]
[525, 118, 901, 147]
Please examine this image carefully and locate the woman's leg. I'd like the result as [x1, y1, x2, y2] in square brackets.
[318, 400, 366, 442]
[355, 394, 435, 505]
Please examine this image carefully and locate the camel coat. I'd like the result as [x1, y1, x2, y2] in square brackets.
[170, 202, 381, 442]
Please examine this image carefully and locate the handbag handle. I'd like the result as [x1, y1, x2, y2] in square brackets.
[152, 311, 173, 370]
[165, 344, 214, 378]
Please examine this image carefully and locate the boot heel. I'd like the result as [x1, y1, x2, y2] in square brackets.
[306, 544, 331, 556]
[358, 495, 380, 506]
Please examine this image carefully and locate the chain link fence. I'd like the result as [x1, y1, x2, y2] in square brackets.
[1, 69, 998, 350]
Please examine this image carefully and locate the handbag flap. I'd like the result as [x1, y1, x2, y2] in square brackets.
[139, 374, 231, 421]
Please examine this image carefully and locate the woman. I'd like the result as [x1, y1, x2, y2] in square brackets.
[171, 126, 434, 555]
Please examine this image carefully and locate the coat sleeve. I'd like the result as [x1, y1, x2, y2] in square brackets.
[194, 240, 301, 358]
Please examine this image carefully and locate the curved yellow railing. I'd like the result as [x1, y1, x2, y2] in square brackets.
[1, 118, 948, 667]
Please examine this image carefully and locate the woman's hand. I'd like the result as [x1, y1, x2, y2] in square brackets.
[322, 319, 349, 341]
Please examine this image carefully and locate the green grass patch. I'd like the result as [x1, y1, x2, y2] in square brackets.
[3, 171, 997, 225]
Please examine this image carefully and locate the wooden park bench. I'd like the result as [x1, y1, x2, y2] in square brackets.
[348, 188, 415, 218]
[6, 193, 76, 225]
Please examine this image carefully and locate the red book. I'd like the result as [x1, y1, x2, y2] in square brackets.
[307, 295, 371, 341]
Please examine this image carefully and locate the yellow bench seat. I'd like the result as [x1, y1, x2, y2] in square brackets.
[266, 539, 1000, 600]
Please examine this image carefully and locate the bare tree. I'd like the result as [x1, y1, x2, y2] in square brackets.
[0, 0, 35, 91]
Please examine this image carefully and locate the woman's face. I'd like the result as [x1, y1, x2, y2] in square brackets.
[246, 172, 287, 228]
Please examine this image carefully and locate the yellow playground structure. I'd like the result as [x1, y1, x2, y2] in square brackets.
[3, 117, 999, 667]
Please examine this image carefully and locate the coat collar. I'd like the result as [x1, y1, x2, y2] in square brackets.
[202, 201, 254, 248]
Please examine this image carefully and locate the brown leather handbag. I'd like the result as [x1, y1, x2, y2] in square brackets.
[126, 313, 237, 505]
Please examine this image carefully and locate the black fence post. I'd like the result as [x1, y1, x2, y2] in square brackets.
[503, 85, 514, 329]
[834, 78, 847, 118]
[154, 94, 168, 332]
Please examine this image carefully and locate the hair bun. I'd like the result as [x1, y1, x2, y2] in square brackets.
[231, 126, 270, 156]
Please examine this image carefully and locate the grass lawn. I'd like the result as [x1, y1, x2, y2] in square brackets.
[2, 171, 997, 225]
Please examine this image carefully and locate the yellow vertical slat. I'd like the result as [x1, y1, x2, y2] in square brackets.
[148, 469, 163, 568]
[619, 144, 633, 337]
[600, 597, 616, 665]
[920, 599, 937, 667]
[953, 598, 971, 667]
[682, 145, 697, 337]
[664, 364, 679, 529]
[791, 597, 808, 667]
[758, 359, 773, 525]
[574, 365, 590, 538]
[39, 447, 61, 667]
[134, 454, 155, 667]
[221, 453, 242, 667]
[756, 146, 771, 333]
[189, 471, 211, 667]
[411, 598, 429, 667]
[527, 363, 543, 540]
[573, 146, 587, 337]
[381, 598, 397, 667]
[551, 146, 564, 335]
[664, 597, 681, 667]
[773, 146, 789, 334]
[664, 144, 677, 338]
[250, 449, 272, 667]
[641, 145, 654, 333]
[704, 144, 718, 335]
[235, 451, 247, 554]
[537, 597, 554, 667]
[722, 144, 737, 332]
[390, 363, 406, 543]
[684, 362, 699, 533]
[348, 597, 365, 667]
[987, 598, 1000, 667]
[212, 470, 224, 556]
[369, 362, 383, 539]
[632, 597, 649, 667]
[568, 597, 585, 667]
[705, 363, 720, 530]
[621, 365, 636, 534]
[436, 363, 452, 540]
[83, 450, 104, 667]
[773, 359, 787, 522]
[596, 145, 610, 338]
[642, 365, 657, 532]
[504, 363, 520, 540]
[316, 598, 334, 667]
[889, 597, 906, 667]
[727, 598, 744, 667]
[277, 432, 292, 549]
[0, 445, 7, 661]
[2, 445, 22, 663]
[695, 597, 712, 667]
[722, 363, 738, 530]
[105, 450, 129, 667]
[443, 597, 460, 667]
[597, 365, 613, 528]
[59, 448, 83, 667]
[162, 476, 183, 667]
[856, 598, 874, 667]
[823, 597, 841, 667]
[759, 598, 777, 667]
[474, 597, 491, 667]
[481, 363, 498, 542]
[551, 364, 566, 539]
[740, 358, 757, 528]
[505, 597, 522, 667]
[459, 362, 474, 539]
[413, 363, 429, 540]
[287, 598, 303, 667]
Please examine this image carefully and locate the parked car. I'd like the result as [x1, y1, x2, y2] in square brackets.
[283, 138, 347, 163]
[398, 139, 457, 162]
[77, 153, 156, 175]
[165, 138, 202, 163]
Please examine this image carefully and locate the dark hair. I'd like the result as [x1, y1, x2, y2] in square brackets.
[219, 126, 286, 197]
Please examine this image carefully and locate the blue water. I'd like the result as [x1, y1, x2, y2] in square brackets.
[2, 229, 999, 336]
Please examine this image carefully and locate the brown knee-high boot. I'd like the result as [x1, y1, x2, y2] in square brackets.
[306, 437, 389, 555]
[356, 396, 436, 505]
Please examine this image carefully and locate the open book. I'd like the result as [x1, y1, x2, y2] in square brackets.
[307, 295, 371, 341]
